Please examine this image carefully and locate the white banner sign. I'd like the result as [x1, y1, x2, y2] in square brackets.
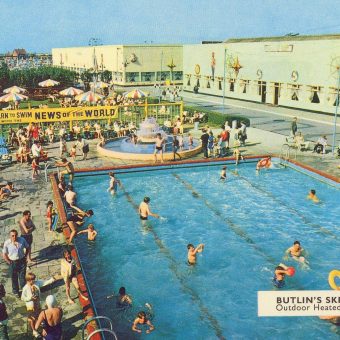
[258, 291, 340, 317]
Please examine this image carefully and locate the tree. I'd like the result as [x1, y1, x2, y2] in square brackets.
[0, 62, 10, 89]
[101, 70, 112, 83]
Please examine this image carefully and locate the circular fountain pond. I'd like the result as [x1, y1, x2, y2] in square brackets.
[97, 117, 202, 161]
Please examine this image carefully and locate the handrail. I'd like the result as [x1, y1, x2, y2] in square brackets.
[87, 328, 118, 340]
[82, 316, 115, 340]
[44, 162, 51, 182]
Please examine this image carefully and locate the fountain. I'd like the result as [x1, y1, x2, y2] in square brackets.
[136, 117, 167, 143]
[97, 117, 202, 161]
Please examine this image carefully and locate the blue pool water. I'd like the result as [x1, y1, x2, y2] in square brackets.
[104, 136, 199, 154]
[73, 161, 340, 339]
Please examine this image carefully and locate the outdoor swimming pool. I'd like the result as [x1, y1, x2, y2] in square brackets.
[72, 160, 340, 339]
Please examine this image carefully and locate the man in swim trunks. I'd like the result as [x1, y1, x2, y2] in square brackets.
[285, 241, 307, 264]
[187, 243, 204, 265]
[138, 197, 159, 221]
[19, 211, 36, 263]
[55, 158, 75, 183]
[154, 133, 165, 163]
[66, 209, 94, 244]
[307, 189, 319, 203]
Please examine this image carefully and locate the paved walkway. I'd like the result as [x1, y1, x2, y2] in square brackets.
[0, 118, 339, 339]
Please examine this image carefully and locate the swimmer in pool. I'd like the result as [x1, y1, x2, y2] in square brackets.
[284, 240, 308, 265]
[220, 166, 227, 180]
[132, 311, 154, 334]
[107, 286, 132, 308]
[77, 224, 97, 241]
[187, 243, 204, 265]
[107, 172, 121, 195]
[307, 189, 319, 203]
[138, 197, 159, 221]
[272, 263, 290, 288]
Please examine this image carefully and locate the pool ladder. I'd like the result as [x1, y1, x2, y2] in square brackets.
[279, 143, 297, 166]
[82, 316, 118, 340]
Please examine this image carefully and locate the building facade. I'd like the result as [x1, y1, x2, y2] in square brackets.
[183, 34, 340, 114]
[52, 45, 183, 86]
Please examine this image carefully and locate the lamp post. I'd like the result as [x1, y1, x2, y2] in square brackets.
[159, 51, 164, 104]
[331, 67, 340, 155]
[222, 48, 227, 114]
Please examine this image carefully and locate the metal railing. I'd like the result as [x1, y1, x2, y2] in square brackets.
[82, 316, 118, 340]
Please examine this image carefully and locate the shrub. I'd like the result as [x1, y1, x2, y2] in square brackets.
[184, 105, 250, 128]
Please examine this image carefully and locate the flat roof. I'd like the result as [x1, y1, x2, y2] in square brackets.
[225, 33, 340, 43]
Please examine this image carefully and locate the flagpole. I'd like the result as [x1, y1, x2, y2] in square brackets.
[222, 48, 227, 114]
[331, 67, 340, 154]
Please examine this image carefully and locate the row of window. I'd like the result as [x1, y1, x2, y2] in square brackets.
[125, 71, 183, 83]
[187, 77, 340, 105]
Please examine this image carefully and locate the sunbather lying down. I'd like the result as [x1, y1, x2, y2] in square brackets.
[0, 181, 17, 200]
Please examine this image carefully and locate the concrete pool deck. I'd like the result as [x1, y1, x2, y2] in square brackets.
[0, 126, 338, 338]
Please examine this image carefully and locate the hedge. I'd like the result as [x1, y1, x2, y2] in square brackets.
[184, 105, 250, 128]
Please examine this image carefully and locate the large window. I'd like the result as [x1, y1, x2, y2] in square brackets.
[156, 71, 170, 81]
[141, 72, 155, 82]
[126, 72, 140, 82]
[172, 71, 183, 81]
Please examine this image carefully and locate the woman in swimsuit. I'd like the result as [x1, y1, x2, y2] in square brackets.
[35, 295, 63, 340]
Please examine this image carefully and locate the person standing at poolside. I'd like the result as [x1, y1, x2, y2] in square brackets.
[19, 210, 35, 263]
[139, 197, 159, 221]
[154, 133, 165, 163]
[35, 295, 63, 340]
[172, 136, 181, 161]
[200, 129, 209, 158]
[60, 250, 88, 304]
[2, 230, 30, 297]
[75, 136, 89, 160]
[291, 117, 298, 137]
[187, 243, 204, 265]
[55, 158, 75, 183]
[0, 284, 9, 340]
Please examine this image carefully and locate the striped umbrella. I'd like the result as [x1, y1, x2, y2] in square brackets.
[75, 91, 104, 103]
[3, 85, 27, 94]
[59, 87, 84, 96]
[90, 81, 109, 89]
[123, 89, 148, 99]
[38, 79, 60, 87]
[0, 92, 28, 102]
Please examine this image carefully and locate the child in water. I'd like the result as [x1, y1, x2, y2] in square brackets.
[77, 224, 97, 240]
[107, 172, 122, 195]
[220, 166, 227, 180]
[187, 243, 204, 265]
[307, 189, 319, 203]
[273, 263, 292, 288]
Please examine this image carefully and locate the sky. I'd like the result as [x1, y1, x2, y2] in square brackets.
[0, 0, 339, 52]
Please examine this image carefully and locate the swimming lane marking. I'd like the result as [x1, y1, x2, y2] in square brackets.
[120, 183, 226, 340]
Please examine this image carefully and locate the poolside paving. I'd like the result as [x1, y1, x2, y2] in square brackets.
[0, 111, 339, 339]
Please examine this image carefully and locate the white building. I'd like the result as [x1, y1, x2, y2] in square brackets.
[52, 45, 183, 86]
[183, 34, 340, 114]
